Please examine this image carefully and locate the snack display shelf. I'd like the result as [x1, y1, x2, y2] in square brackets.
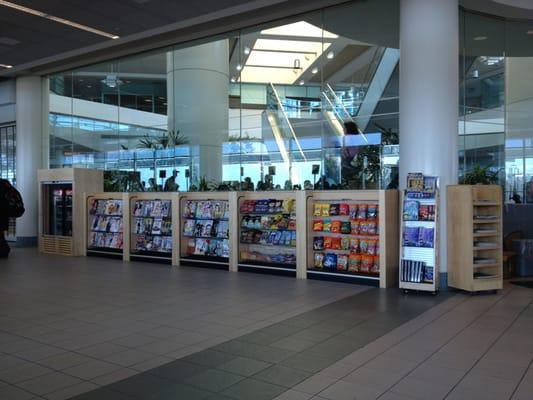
[86, 194, 126, 259]
[307, 190, 398, 287]
[180, 193, 232, 270]
[130, 195, 173, 264]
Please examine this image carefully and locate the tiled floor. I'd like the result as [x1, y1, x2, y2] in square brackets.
[0, 248, 532, 400]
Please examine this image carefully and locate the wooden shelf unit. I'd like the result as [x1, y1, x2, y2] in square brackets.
[447, 185, 503, 292]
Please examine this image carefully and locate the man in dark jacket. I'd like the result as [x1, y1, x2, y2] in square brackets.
[0, 180, 10, 257]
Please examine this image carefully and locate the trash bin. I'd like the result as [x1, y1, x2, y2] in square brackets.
[512, 239, 533, 277]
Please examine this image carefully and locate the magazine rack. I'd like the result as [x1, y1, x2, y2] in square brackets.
[399, 174, 440, 294]
[86, 193, 128, 259]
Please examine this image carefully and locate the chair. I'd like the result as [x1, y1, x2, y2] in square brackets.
[503, 230, 524, 278]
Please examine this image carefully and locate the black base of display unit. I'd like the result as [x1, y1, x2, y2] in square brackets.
[238, 261, 296, 277]
[87, 248, 123, 260]
[307, 268, 380, 286]
[180, 255, 229, 270]
[131, 253, 172, 264]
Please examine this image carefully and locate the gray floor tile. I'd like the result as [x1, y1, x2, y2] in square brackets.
[149, 382, 213, 400]
[253, 364, 313, 388]
[271, 337, 316, 352]
[103, 348, 154, 367]
[280, 353, 336, 374]
[273, 389, 314, 400]
[184, 368, 245, 392]
[217, 356, 272, 377]
[91, 367, 139, 386]
[68, 387, 134, 400]
[292, 373, 337, 395]
[111, 333, 158, 348]
[43, 381, 99, 400]
[0, 362, 53, 384]
[391, 376, 452, 400]
[16, 371, 82, 396]
[148, 360, 207, 381]
[0, 354, 27, 371]
[37, 352, 93, 371]
[76, 342, 129, 358]
[63, 359, 122, 380]
[108, 373, 171, 397]
[0, 384, 36, 400]
[221, 378, 286, 400]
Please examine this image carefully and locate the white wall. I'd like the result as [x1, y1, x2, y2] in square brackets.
[0, 79, 16, 124]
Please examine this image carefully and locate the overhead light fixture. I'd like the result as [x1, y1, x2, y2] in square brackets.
[236, 64, 242, 71]
[311, 67, 318, 74]
[0, 63, 13, 68]
[230, 76, 236, 83]
[244, 46, 251, 55]
[299, 80, 305, 86]
[327, 51, 334, 59]
[472, 70, 479, 78]
[528, 30, 533, 35]
[101, 75, 123, 88]
[0, 0, 120, 39]
[473, 36, 487, 41]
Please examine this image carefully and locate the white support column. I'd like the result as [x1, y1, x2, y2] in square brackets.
[167, 40, 229, 186]
[399, 0, 459, 281]
[15, 76, 44, 245]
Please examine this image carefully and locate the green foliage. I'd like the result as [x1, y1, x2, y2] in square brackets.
[137, 130, 188, 150]
[459, 165, 500, 185]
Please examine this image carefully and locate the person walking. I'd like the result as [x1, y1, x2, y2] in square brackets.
[0, 179, 25, 258]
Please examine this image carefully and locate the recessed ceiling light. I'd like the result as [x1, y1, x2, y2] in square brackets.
[236, 64, 242, 71]
[244, 46, 251, 55]
[0, 63, 13, 68]
[230, 77, 236, 83]
[299, 80, 305, 85]
[473, 36, 488, 41]
[327, 51, 334, 59]
[0, 0, 120, 39]
[311, 67, 318, 74]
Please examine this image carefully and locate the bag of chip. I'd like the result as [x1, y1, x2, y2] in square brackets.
[313, 236, 324, 250]
[350, 220, 360, 235]
[331, 220, 341, 233]
[323, 253, 337, 269]
[337, 255, 348, 271]
[324, 236, 333, 249]
[339, 203, 350, 216]
[329, 203, 340, 216]
[350, 238, 359, 253]
[367, 240, 377, 255]
[313, 203, 323, 217]
[313, 220, 324, 232]
[323, 219, 332, 232]
[367, 204, 378, 219]
[366, 220, 378, 235]
[331, 237, 341, 250]
[360, 255, 373, 273]
[349, 204, 358, 219]
[341, 221, 351, 234]
[321, 203, 330, 217]
[356, 204, 367, 220]
[341, 237, 350, 250]
[371, 255, 380, 274]
[359, 239, 369, 254]
[359, 221, 369, 235]
[348, 254, 361, 272]
[314, 252, 325, 268]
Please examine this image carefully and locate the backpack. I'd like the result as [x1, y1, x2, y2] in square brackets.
[0, 179, 25, 218]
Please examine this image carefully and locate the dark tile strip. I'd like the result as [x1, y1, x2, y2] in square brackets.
[69, 289, 451, 400]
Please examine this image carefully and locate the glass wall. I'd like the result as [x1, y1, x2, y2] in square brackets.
[0, 124, 16, 239]
[460, 10, 533, 202]
[48, 0, 400, 191]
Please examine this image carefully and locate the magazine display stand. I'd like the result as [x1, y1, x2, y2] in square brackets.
[307, 190, 398, 287]
[129, 193, 178, 264]
[86, 193, 128, 259]
[179, 192, 237, 270]
[399, 174, 439, 293]
[38, 168, 103, 256]
[237, 191, 307, 277]
[447, 185, 503, 292]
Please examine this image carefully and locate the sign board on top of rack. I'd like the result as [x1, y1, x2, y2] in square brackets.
[406, 172, 438, 199]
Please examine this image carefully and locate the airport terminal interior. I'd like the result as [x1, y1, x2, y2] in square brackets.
[0, 0, 533, 399]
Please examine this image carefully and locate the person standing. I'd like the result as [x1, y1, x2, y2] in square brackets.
[0, 179, 25, 258]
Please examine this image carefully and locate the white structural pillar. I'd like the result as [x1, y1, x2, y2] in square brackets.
[15, 76, 44, 245]
[167, 40, 229, 185]
[399, 0, 459, 280]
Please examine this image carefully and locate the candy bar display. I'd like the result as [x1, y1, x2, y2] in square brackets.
[182, 200, 230, 260]
[132, 199, 172, 256]
[310, 201, 380, 276]
[88, 199, 124, 252]
[239, 199, 296, 267]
